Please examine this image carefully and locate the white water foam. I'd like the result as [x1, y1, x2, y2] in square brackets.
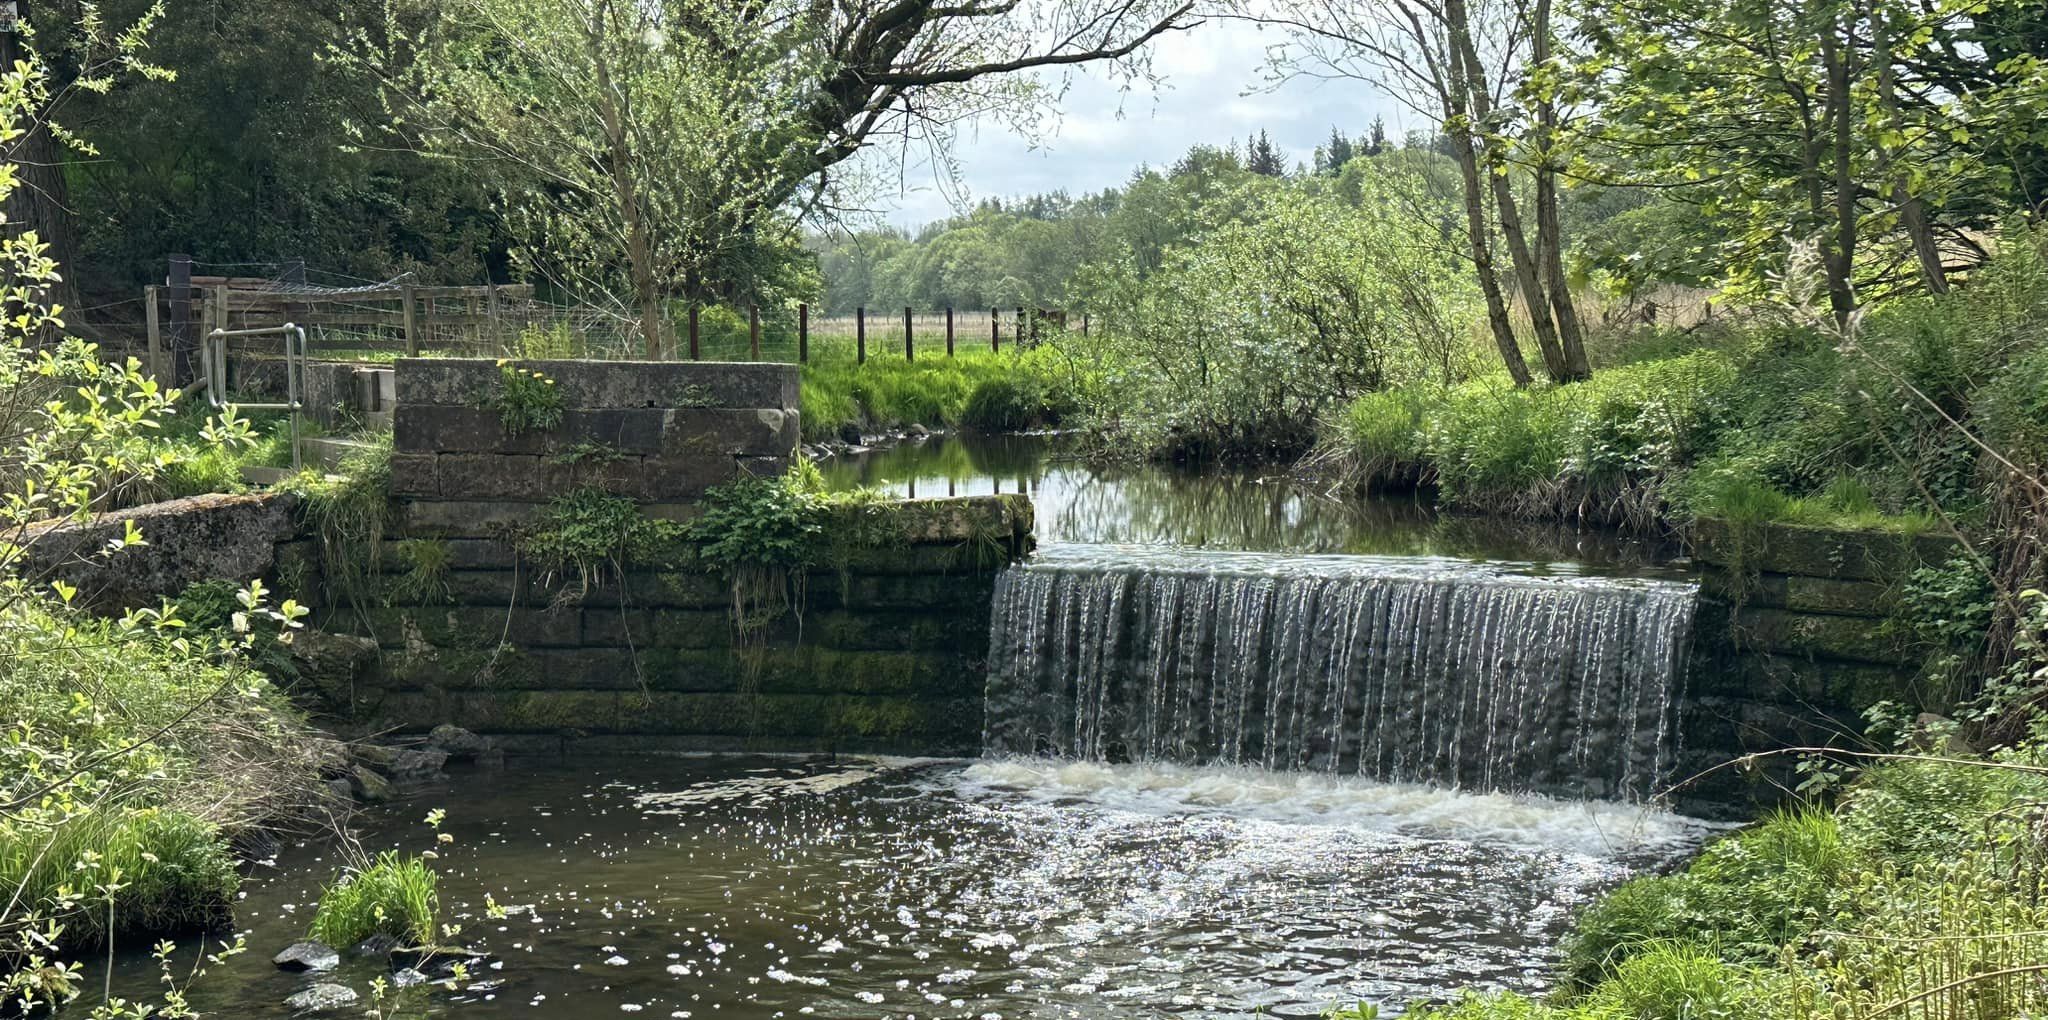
[953, 756, 1721, 859]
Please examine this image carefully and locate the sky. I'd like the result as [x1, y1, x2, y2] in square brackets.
[862, 17, 1413, 230]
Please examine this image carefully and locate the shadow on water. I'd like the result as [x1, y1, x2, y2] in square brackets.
[820, 433, 1687, 577]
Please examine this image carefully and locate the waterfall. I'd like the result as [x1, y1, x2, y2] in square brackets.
[984, 546, 1698, 800]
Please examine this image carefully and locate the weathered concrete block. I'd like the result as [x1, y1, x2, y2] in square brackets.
[398, 500, 542, 537]
[392, 359, 500, 406]
[539, 456, 650, 500]
[21, 492, 300, 611]
[387, 453, 440, 499]
[434, 453, 545, 502]
[639, 456, 743, 500]
[450, 690, 622, 733]
[1727, 606, 1909, 664]
[395, 405, 540, 456]
[661, 408, 799, 458]
[1692, 518, 1961, 582]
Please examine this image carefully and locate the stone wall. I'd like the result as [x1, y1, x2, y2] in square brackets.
[315, 495, 1032, 756]
[387, 359, 800, 526]
[1679, 518, 1959, 804]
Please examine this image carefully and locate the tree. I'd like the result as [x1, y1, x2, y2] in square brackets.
[1366, 116, 1388, 156]
[1568, 0, 2048, 318]
[337, 0, 1198, 358]
[1318, 127, 1356, 174]
[1247, 131, 1288, 177]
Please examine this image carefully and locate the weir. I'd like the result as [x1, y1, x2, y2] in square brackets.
[985, 545, 1700, 800]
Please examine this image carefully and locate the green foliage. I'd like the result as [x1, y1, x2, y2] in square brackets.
[961, 378, 1048, 432]
[479, 360, 565, 435]
[308, 851, 439, 948]
[686, 473, 826, 572]
[288, 434, 395, 607]
[799, 348, 1082, 441]
[391, 538, 456, 606]
[1, 808, 239, 949]
[511, 321, 583, 360]
[514, 487, 686, 592]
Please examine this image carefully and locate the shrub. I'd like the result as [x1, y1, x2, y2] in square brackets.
[1581, 944, 1774, 1020]
[961, 378, 1044, 432]
[309, 851, 440, 948]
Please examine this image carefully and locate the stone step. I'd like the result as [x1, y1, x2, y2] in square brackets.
[239, 465, 294, 487]
[303, 436, 380, 472]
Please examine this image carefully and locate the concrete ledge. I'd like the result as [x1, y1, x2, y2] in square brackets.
[22, 492, 299, 610]
[395, 359, 799, 411]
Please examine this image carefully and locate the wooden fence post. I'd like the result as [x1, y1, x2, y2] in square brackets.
[903, 306, 914, 362]
[1082, 313, 1089, 336]
[857, 306, 866, 364]
[945, 307, 954, 357]
[1016, 306, 1025, 348]
[749, 304, 761, 360]
[167, 254, 193, 386]
[688, 305, 701, 361]
[991, 306, 999, 353]
[401, 284, 420, 357]
[798, 303, 809, 364]
[144, 285, 162, 382]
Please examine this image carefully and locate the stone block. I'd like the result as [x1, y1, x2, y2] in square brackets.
[1691, 518, 1961, 581]
[539, 455, 649, 500]
[450, 690, 622, 733]
[1727, 607, 1910, 665]
[398, 500, 541, 537]
[434, 454, 545, 501]
[387, 453, 440, 499]
[640, 455, 742, 500]
[393, 359, 499, 406]
[395, 405, 539, 456]
[660, 408, 799, 458]
[628, 692, 775, 735]
[531, 647, 646, 690]
[561, 409, 668, 453]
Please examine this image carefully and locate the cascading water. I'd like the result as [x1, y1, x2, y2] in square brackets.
[985, 545, 1700, 800]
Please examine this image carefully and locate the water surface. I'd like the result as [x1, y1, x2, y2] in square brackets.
[134, 756, 1712, 1019]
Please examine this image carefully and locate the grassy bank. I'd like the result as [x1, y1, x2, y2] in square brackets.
[1337, 740, 2048, 1020]
[797, 346, 1092, 441]
[1319, 232, 2048, 534]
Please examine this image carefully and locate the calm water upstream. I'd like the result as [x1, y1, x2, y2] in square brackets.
[817, 434, 1684, 575]
[92, 434, 1713, 1018]
[134, 756, 1714, 1019]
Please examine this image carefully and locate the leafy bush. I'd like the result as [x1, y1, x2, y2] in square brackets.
[1580, 944, 1773, 1020]
[479, 360, 565, 434]
[309, 851, 440, 948]
[961, 378, 1045, 432]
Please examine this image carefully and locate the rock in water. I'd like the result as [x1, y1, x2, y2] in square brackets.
[389, 748, 449, 778]
[353, 933, 402, 958]
[273, 941, 340, 972]
[284, 983, 358, 1012]
[348, 765, 392, 803]
[427, 724, 492, 759]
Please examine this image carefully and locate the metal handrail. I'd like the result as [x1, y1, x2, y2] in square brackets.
[202, 323, 309, 472]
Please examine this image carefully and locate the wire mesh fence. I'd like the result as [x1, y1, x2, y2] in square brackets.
[122, 258, 1087, 379]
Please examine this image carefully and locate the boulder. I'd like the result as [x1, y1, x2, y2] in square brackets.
[388, 748, 449, 779]
[427, 724, 492, 759]
[273, 941, 340, 973]
[836, 422, 863, 445]
[284, 983, 358, 1012]
[354, 934, 402, 958]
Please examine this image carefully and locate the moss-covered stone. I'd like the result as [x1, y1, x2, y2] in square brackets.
[451, 690, 621, 732]
[1692, 518, 1961, 582]
[1727, 607, 1909, 664]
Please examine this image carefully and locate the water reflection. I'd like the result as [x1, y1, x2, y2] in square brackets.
[820, 434, 1685, 576]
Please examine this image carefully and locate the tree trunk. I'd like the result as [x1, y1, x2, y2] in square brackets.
[1445, 2, 1569, 381]
[583, 2, 663, 359]
[1445, 110, 1532, 386]
[1873, 6, 1950, 295]
[1, 108, 84, 329]
[1529, 0, 1591, 380]
[1820, 24, 1858, 326]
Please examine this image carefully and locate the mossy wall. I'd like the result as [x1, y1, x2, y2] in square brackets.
[313, 494, 1033, 756]
[1682, 518, 1957, 804]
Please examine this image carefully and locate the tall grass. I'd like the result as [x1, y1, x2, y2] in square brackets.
[798, 346, 1088, 440]
[308, 851, 440, 947]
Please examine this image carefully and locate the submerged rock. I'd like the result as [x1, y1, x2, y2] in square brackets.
[392, 967, 431, 988]
[273, 941, 339, 972]
[284, 983, 358, 1012]
[353, 933, 402, 958]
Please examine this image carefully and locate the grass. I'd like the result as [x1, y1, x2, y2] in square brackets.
[798, 346, 1088, 441]
[1365, 750, 2048, 1020]
[307, 851, 440, 947]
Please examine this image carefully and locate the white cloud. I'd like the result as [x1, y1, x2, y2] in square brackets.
[851, 18, 1414, 229]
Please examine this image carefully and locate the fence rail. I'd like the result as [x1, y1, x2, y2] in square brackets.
[141, 256, 1089, 383]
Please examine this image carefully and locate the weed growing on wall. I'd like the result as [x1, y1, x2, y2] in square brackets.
[479, 360, 565, 435]
[391, 538, 456, 606]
